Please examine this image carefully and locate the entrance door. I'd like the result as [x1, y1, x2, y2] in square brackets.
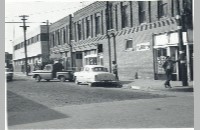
[154, 46, 179, 80]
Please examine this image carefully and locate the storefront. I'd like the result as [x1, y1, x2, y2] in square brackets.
[153, 31, 188, 81]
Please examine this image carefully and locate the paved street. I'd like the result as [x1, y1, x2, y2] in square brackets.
[7, 75, 194, 129]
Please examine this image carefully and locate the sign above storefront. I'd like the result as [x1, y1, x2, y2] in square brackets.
[154, 32, 188, 47]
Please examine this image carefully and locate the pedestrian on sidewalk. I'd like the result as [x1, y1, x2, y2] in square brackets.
[112, 61, 119, 80]
[162, 56, 179, 88]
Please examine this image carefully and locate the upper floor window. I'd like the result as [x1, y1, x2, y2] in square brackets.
[56, 31, 60, 45]
[63, 28, 66, 43]
[78, 22, 82, 40]
[138, 1, 146, 24]
[86, 17, 91, 38]
[121, 4, 128, 28]
[95, 14, 101, 35]
[158, 0, 168, 18]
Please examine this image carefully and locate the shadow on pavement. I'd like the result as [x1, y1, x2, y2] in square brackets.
[169, 86, 194, 92]
[7, 91, 69, 126]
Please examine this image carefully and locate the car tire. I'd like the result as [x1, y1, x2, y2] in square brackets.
[46, 79, 50, 82]
[35, 75, 41, 82]
[60, 76, 65, 82]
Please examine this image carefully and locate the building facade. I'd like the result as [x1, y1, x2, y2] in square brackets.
[13, 25, 49, 72]
[43, 0, 194, 81]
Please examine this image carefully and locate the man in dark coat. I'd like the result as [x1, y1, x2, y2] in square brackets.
[53, 60, 64, 78]
[162, 56, 179, 88]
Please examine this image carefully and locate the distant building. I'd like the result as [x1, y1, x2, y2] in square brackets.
[13, 25, 49, 72]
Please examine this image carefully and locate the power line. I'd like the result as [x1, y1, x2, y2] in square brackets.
[5, 4, 83, 20]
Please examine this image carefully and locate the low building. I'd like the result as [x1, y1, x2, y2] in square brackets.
[13, 25, 49, 72]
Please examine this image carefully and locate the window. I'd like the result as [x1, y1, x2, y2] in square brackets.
[57, 31, 60, 45]
[78, 23, 82, 40]
[158, 0, 168, 18]
[41, 33, 49, 41]
[95, 14, 101, 35]
[121, 4, 128, 28]
[52, 33, 55, 47]
[86, 17, 90, 38]
[97, 44, 103, 53]
[125, 39, 133, 50]
[138, 1, 146, 24]
[115, 5, 118, 31]
[63, 28, 66, 43]
[76, 53, 82, 59]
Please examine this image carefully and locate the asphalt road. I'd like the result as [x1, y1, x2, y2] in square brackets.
[6, 76, 194, 129]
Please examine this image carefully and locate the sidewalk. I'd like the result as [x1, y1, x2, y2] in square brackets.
[13, 72, 193, 92]
[120, 78, 193, 92]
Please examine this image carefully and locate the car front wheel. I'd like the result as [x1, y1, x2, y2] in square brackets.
[35, 75, 41, 82]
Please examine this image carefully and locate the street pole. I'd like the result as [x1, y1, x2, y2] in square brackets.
[176, 0, 188, 86]
[69, 14, 74, 70]
[106, 1, 112, 73]
[19, 15, 29, 76]
[46, 20, 50, 63]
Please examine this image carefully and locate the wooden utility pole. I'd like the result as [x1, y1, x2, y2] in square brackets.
[176, 0, 188, 86]
[19, 15, 29, 76]
[106, 1, 112, 73]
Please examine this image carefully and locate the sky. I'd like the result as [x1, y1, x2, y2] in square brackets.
[5, 0, 95, 54]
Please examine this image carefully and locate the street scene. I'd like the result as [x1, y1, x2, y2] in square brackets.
[5, 0, 194, 129]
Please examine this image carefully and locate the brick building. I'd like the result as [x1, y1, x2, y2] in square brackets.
[13, 25, 49, 72]
[49, 0, 193, 81]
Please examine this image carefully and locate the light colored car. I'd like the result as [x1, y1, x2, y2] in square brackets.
[6, 68, 13, 81]
[74, 65, 117, 87]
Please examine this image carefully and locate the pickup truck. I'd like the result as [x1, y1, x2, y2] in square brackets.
[32, 64, 74, 82]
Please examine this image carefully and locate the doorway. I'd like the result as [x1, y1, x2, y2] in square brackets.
[154, 46, 179, 80]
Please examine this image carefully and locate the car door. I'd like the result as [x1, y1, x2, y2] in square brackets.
[40, 65, 53, 79]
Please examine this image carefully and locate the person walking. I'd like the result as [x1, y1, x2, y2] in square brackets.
[162, 56, 179, 88]
[112, 61, 119, 80]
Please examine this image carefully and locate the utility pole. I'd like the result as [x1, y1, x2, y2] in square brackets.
[176, 0, 188, 86]
[19, 15, 29, 76]
[46, 20, 50, 63]
[106, 1, 112, 73]
[69, 14, 74, 70]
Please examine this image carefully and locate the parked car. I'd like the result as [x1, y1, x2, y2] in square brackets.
[74, 65, 118, 87]
[32, 64, 74, 82]
[5, 68, 13, 81]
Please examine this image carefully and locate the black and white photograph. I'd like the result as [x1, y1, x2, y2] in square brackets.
[5, 0, 194, 129]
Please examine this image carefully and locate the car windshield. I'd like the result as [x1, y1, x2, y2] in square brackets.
[92, 67, 108, 72]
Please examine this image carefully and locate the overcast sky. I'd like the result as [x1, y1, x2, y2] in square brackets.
[5, 0, 95, 54]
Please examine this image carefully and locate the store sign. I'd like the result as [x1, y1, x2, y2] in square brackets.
[136, 42, 150, 51]
[169, 32, 187, 45]
[154, 33, 168, 46]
